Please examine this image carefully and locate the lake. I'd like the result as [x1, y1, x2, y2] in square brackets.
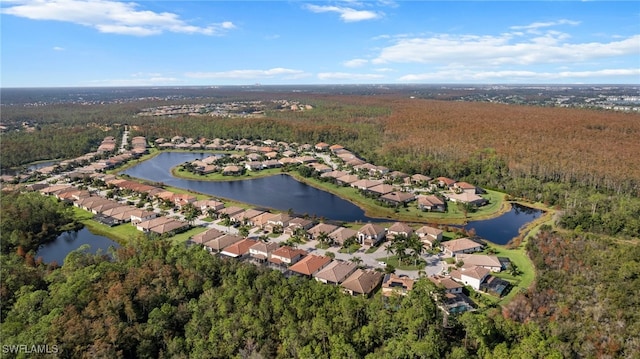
[465, 203, 543, 245]
[36, 227, 120, 265]
[122, 151, 543, 244]
[122, 152, 386, 223]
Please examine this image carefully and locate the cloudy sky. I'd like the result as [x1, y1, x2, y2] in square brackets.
[1, 0, 639, 87]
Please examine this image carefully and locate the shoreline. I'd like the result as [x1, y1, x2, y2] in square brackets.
[166, 160, 514, 226]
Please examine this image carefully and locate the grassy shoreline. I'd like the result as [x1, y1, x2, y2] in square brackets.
[168, 163, 512, 225]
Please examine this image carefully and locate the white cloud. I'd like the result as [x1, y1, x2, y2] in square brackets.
[52, 46, 65, 51]
[511, 19, 581, 32]
[398, 68, 640, 83]
[343, 58, 368, 68]
[1, 0, 235, 36]
[317, 72, 385, 81]
[305, 4, 381, 22]
[185, 68, 309, 80]
[372, 33, 640, 66]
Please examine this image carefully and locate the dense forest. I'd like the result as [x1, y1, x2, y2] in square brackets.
[1, 88, 639, 357]
[0, 199, 571, 358]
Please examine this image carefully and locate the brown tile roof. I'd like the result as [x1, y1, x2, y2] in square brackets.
[289, 255, 332, 276]
[358, 223, 385, 237]
[457, 254, 502, 269]
[192, 228, 225, 244]
[314, 261, 357, 284]
[221, 239, 258, 257]
[441, 238, 483, 253]
[416, 225, 443, 238]
[341, 269, 383, 295]
[308, 223, 340, 237]
[270, 246, 308, 260]
[204, 234, 244, 252]
[381, 274, 415, 295]
[380, 191, 416, 203]
[387, 222, 414, 235]
[429, 275, 463, 290]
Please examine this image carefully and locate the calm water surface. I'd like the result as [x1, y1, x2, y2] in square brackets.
[37, 227, 120, 265]
[122, 152, 386, 223]
[465, 204, 543, 245]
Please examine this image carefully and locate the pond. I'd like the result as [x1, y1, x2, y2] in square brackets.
[464, 203, 543, 245]
[121, 152, 386, 223]
[36, 227, 120, 265]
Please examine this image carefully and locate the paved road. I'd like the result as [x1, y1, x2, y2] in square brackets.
[119, 128, 129, 153]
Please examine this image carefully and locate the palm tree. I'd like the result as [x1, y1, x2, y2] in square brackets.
[350, 256, 363, 267]
[407, 234, 425, 267]
[317, 232, 332, 247]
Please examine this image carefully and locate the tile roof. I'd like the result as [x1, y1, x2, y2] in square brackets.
[314, 261, 357, 284]
[289, 255, 332, 276]
[341, 269, 383, 295]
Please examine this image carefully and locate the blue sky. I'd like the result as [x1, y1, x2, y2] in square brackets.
[1, 1, 639, 87]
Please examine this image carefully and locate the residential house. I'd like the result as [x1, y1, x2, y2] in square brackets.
[251, 212, 276, 229]
[381, 274, 415, 297]
[320, 170, 347, 180]
[380, 191, 416, 206]
[231, 209, 266, 226]
[449, 266, 491, 290]
[328, 227, 358, 246]
[307, 223, 340, 240]
[409, 174, 432, 186]
[127, 209, 157, 224]
[288, 255, 332, 277]
[283, 217, 314, 236]
[386, 222, 414, 240]
[173, 193, 197, 208]
[351, 179, 383, 191]
[456, 254, 505, 272]
[441, 238, 484, 256]
[203, 234, 244, 253]
[192, 228, 225, 245]
[313, 261, 357, 285]
[192, 199, 225, 213]
[148, 219, 188, 236]
[341, 269, 383, 296]
[268, 246, 308, 267]
[453, 181, 478, 194]
[367, 184, 395, 197]
[416, 225, 444, 248]
[222, 165, 243, 176]
[249, 241, 279, 262]
[428, 275, 474, 314]
[220, 238, 257, 259]
[437, 177, 457, 188]
[314, 142, 330, 151]
[264, 213, 292, 233]
[336, 174, 360, 186]
[217, 206, 246, 218]
[445, 192, 488, 207]
[417, 195, 446, 212]
[357, 223, 386, 247]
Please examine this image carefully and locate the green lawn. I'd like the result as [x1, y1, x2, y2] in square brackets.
[169, 226, 208, 244]
[172, 166, 285, 181]
[338, 244, 361, 254]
